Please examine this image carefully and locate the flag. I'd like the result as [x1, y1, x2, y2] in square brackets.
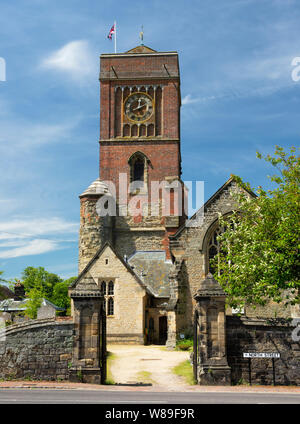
[107, 24, 115, 40]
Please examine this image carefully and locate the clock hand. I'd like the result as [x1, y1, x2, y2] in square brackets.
[132, 102, 146, 111]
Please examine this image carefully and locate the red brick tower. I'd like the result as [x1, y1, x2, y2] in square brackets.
[80, 45, 186, 265]
[98, 45, 186, 259]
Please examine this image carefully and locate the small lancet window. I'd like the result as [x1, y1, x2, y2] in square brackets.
[133, 158, 144, 182]
[108, 281, 114, 295]
[108, 297, 114, 316]
[128, 152, 150, 193]
[100, 281, 106, 296]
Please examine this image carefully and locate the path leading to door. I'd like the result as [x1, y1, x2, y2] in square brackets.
[107, 344, 191, 390]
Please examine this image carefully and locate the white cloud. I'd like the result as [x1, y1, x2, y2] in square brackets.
[0, 239, 59, 259]
[0, 119, 79, 153]
[181, 94, 225, 106]
[0, 217, 78, 258]
[0, 240, 29, 248]
[182, 94, 198, 105]
[227, 54, 294, 83]
[40, 40, 96, 80]
[0, 217, 78, 239]
[182, 94, 220, 106]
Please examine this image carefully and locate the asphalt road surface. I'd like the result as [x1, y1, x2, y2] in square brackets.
[0, 389, 299, 404]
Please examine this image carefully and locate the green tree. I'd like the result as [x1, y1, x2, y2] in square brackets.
[19, 266, 61, 318]
[5, 267, 76, 318]
[51, 277, 76, 315]
[25, 286, 45, 319]
[21, 266, 62, 300]
[214, 146, 300, 308]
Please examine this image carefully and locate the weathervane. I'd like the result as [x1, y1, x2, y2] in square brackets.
[139, 25, 144, 45]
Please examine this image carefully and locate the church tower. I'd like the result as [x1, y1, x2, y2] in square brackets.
[79, 45, 186, 273]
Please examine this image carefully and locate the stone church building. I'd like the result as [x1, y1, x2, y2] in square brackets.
[70, 45, 295, 347]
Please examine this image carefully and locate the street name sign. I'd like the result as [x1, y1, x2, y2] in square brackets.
[243, 352, 280, 358]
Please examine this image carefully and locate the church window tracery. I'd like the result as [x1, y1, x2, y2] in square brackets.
[207, 226, 224, 276]
[128, 151, 150, 193]
[99, 279, 115, 316]
[108, 280, 114, 296]
[108, 297, 114, 316]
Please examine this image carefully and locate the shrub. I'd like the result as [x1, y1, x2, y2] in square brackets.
[176, 337, 193, 351]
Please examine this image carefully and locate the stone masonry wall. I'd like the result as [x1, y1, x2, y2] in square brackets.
[0, 318, 74, 381]
[226, 316, 300, 385]
[79, 196, 113, 273]
[169, 180, 241, 334]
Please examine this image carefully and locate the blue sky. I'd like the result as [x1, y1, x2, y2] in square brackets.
[0, 0, 299, 282]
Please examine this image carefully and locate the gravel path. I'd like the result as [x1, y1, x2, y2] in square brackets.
[107, 344, 191, 390]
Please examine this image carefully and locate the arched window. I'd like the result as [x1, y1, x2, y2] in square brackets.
[98, 279, 115, 317]
[147, 123, 154, 137]
[133, 157, 144, 182]
[207, 226, 224, 275]
[100, 281, 106, 296]
[206, 219, 234, 275]
[128, 152, 150, 193]
[108, 280, 114, 295]
[140, 124, 146, 137]
[123, 124, 130, 137]
[131, 124, 138, 137]
[108, 297, 114, 316]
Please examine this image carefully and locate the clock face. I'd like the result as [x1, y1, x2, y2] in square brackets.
[124, 92, 153, 122]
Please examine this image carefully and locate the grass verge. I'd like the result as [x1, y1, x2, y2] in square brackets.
[105, 351, 116, 385]
[172, 360, 196, 385]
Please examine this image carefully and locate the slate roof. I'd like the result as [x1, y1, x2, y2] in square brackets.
[194, 273, 226, 298]
[0, 298, 28, 312]
[128, 251, 172, 298]
[0, 298, 64, 312]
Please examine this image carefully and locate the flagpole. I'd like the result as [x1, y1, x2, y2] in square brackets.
[114, 20, 117, 53]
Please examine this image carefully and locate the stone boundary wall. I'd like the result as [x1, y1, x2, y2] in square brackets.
[226, 316, 300, 386]
[0, 318, 75, 381]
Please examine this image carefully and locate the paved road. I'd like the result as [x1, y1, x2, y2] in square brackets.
[0, 389, 299, 404]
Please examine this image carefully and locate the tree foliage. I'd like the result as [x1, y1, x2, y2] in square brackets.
[16, 266, 75, 318]
[51, 277, 75, 315]
[214, 146, 300, 308]
[21, 266, 62, 299]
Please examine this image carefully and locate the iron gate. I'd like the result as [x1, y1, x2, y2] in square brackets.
[193, 309, 199, 383]
[100, 303, 107, 384]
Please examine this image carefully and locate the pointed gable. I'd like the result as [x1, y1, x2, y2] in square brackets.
[169, 176, 256, 256]
[125, 45, 157, 54]
[69, 242, 152, 295]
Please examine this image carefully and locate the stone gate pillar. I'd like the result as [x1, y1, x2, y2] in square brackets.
[194, 273, 231, 385]
[69, 277, 106, 384]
